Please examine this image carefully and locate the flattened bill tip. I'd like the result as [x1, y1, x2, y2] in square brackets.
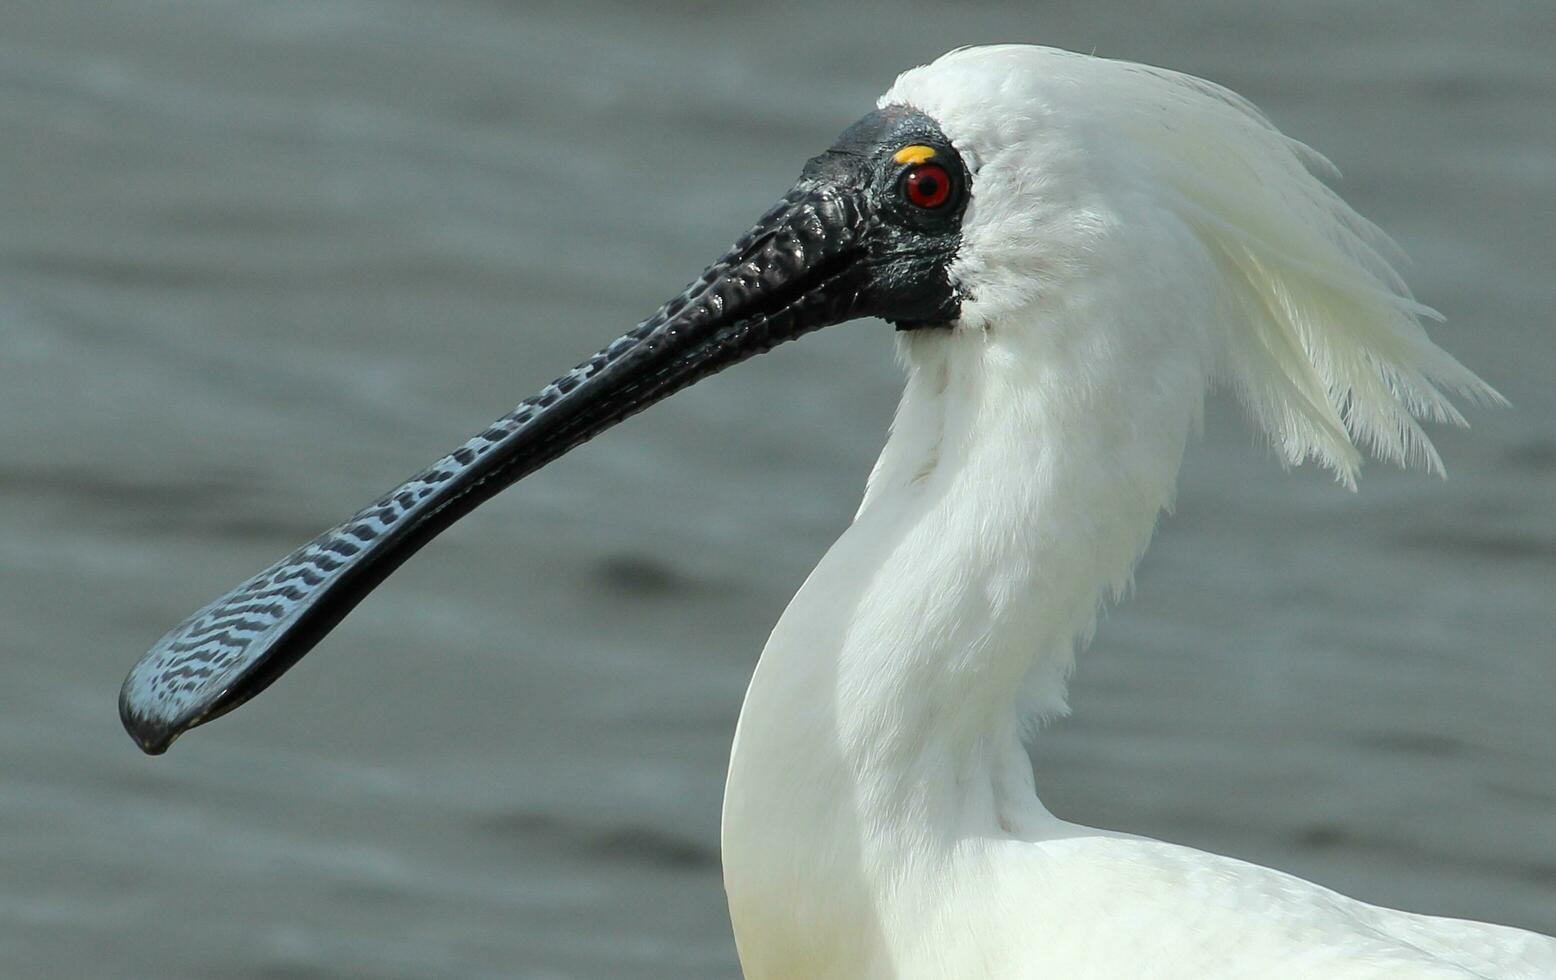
[119, 677, 191, 755]
[121, 712, 179, 755]
[133, 729, 177, 756]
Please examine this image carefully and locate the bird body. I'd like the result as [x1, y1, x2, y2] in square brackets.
[730, 831, 1551, 978]
[722, 47, 1553, 978]
[119, 44, 1554, 979]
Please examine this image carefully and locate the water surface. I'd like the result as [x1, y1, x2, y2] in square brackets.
[0, 2, 1552, 976]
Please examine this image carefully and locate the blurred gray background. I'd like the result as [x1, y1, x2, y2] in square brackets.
[1, 2, 1552, 977]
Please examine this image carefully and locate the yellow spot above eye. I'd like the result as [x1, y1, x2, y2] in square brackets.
[892, 145, 937, 166]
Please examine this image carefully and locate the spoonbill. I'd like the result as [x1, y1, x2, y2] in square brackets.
[121, 45, 1553, 978]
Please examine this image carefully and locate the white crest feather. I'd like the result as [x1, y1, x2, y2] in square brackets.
[890, 46, 1502, 486]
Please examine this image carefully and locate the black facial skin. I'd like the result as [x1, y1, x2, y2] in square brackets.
[802, 105, 970, 329]
[119, 105, 973, 753]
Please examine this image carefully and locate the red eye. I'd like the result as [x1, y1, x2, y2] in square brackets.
[902, 163, 953, 209]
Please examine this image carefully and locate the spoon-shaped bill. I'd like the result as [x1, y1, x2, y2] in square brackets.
[119, 183, 872, 754]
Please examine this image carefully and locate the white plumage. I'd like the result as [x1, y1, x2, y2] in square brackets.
[719, 46, 1551, 978]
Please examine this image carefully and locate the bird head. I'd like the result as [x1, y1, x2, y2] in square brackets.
[880, 46, 1499, 482]
[120, 45, 1496, 753]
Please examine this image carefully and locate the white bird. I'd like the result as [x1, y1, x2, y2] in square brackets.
[121, 45, 1553, 979]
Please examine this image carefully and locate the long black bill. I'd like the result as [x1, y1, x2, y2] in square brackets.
[120, 183, 872, 754]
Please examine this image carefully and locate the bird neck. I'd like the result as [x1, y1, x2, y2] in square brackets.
[722, 297, 1209, 972]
